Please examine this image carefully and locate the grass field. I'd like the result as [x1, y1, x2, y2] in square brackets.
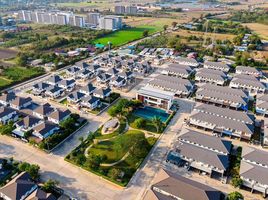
[243, 23, 268, 40]
[93, 26, 159, 46]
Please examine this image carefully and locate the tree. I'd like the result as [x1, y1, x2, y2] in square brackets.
[143, 30, 149, 37]
[42, 179, 59, 193]
[231, 176, 243, 188]
[227, 191, 244, 200]
[16, 53, 28, 67]
[79, 136, 84, 144]
[172, 22, 178, 28]
[152, 116, 163, 133]
[18, 162, 40, 180]
[133, 118, 146, 129]
[85, 155, 102, 170]
[163, 25, 168, 31]
[107, 106, 121, 117]
[108, 168, 121, 180]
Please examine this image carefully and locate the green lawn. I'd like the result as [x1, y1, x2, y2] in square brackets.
[89, 130, 144, 163]
[93, 26, 159, 47]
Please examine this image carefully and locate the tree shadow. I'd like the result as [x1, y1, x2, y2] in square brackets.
[0, 142, 16, 156]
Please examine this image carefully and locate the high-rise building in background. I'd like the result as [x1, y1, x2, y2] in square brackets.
[114, 6, 125, 14]
[86, 13, 100, 26]
[99, 16, 122, 30]
[126, 6, 138, 14]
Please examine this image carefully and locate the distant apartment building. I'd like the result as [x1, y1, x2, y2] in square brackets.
[69, 15, 85, 27]
[126, 6, 138, 14]
[99, 16, 122, 30]
[86, 13, 100, 26]
[114, 6, 125, 14]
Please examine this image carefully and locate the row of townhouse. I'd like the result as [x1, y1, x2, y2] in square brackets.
[144, 168, 223, 200]
[195, 68, 228, 86]
[0, 172, 57, 200]
[139, 48, 174, 58]
[256, 94, 268, 116]
[230, 74, 267, 96]
[240, 147, 268, 197]
[176, 128, 232, 178]
[195, 83, 249, 110]
[67, 83, 111, 110]
[32, 75, 76, 99]
[148, 74, 195, 98]
[161, 63, 195, 79]
[188, 103, 255, 141]
[174, 57, 199, 67]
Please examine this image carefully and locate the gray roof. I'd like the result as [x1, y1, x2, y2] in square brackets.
[10, 97, 32, 107]
[33, 82, 50, 90]
[33, 122, 58, 136]
[179, 129, 232, 154]
[81, 95, 99, 105]
[196, 68, 227, 81]
[190, 111, 254, 136]
[0, 107, 16, 118]
[164, 64, 193, 75]
[33, 103, 54, 116]
[240, 160, 268, 185]
[242, 146, 268, 166]
[46, 75, 62, 84]
[26, 188, 57, 200]
[47, 109, 71, 121]
[236, 66, 261, 74]
[196, 87, 247, 105]
[75, 62, 90, 69]
[0, 172, 36, 200]
[231, 74, 266, 89]
[194, 103, 254, 124]
[68, 91, 85, 101]
[256, 94, 268, 109]
[175, 57, 199, 65]
[58, 79, 75, 87]
[80, 83, 96, 94]
[154, 74, 193, 86]
[199, 84, 248, 98]
[106, 68, 119, 76]
[94, 87, 111, 96]
[67, 66, 80, 73]
[148, 79, 192, 93]
[178, 142, 229, 171]
[97, 73, 112, 81]
[145, 168, 221, 200]
[138, 86, 174, 101]
[16, 116, 41, 128]
[0, 93, 17, 103]
[46, 85, 62, 93]
[204, 61, 230, 71]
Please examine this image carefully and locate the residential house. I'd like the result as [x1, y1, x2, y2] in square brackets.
[230, 74, 266, 96]
[93, 87, 112, 99]
[106, 68, 119, 77]
[256, 94, 268, 116]
[80, 95, 100, 110]
[10, 96, 32, 110]
[177, 129, 231, 177]
[58, 79, 76, 92]
[195, 83, 249, 110]
[47, 109, 71, 124]
[13, 116, 42, 138]
[0, 107, 18, 125]
[204, 61, 230, 72]
[96, 73, 112, 84]
[75, 62, 90, 70]
[67, 91, 85, 104]
[66, 66, 80, 77]
[33, 103, 55, 120]
[144, 168, 222, 200]
[45, 75, 62, 86]
[118, 71, 134, 80]
[32, 82, 50, 95]
[0, 172, 38, 200]
[25, 188, 56, 200]
[0, 93, 17, 106]
[175, 57, 199, 67]
[88, 64, 101, 75]
[161, 63, 194, 79]
[45, 86, 64, 99]
[188, 103, 254, 140]
[240, 147, 268, 197]
[110, 76, 126, 88]
[262, 119, 268, 147]
[148, 74, 194, 98]
[195, 68, 228, 86]
[79, 83, 96, 96]
[32, 122, 59, 139]
[76, 69, 94, 80]
[236, 66, 262, 77]
[137, 86, 174, 110]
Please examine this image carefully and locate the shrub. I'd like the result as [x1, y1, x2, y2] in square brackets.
[227, 191, 244, 200]
[133, 118, 146, 129]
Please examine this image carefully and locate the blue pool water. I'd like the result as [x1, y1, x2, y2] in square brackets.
[133, 106, 170, 123]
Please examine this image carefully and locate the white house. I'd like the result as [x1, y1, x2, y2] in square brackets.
[0, 107, 18, 125]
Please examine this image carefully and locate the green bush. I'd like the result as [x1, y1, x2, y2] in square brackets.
[133, 118, 146, 129]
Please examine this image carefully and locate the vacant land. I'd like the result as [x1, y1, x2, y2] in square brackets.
[125, 17, 180, 28]
[243, 23, 268, 40]
[93, 26, 159, 46]
[0, 49, 18, 59]
[171, 29, 236, 41]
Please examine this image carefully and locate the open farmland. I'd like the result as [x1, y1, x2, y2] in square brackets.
[93, 26, 159, 47]
[0, 49, 17, 59]
[171, 29, 236, 41]
[243, 23, 268, 40]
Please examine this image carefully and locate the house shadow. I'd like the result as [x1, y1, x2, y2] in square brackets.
[0, 142, 16, 156]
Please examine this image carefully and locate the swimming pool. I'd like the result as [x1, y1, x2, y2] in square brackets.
[133, 106, 170, 123]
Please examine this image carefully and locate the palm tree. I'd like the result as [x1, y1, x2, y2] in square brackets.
[152, 116, 163, 133]
[79, 136, 84, 145]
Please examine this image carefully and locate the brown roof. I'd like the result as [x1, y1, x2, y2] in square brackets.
[144, 169, 221, 200]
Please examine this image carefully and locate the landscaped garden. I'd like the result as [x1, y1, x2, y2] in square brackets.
[65, 99, 176, 186]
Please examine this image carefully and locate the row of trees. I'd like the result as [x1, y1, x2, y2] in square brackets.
[229, 10, 268, 25]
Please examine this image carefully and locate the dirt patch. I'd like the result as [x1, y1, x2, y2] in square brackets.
[0, 49, 18, 59]
[243, 23, 268, 40]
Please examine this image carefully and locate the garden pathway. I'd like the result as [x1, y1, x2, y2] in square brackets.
[100, 151, 131, 167]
